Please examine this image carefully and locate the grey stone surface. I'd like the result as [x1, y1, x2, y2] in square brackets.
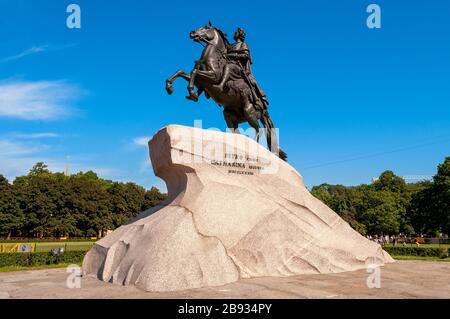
[83, 125, 393, 292]
[1, 261, 450, 299]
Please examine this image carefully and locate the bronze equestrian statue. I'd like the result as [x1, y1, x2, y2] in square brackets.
[165, 22, 287, 161]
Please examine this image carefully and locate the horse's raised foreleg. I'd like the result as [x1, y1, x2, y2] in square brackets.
[166, 70, 191, 95]
[187, 69, 219, 101]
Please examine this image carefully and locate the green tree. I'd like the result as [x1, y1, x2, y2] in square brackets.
[370, 171, 419, 234]
[312, 170, 419, 235]
[14, 163, 80, 238]
[312, 184, 366, 234]
[28, 162, 51, 177]
[4, 162, 168, 238]
[0, 175, 24, 238]
[353, 187, 401, 234]
[73, 171, 112, 189]
[373, 170, 406, 193]
[67, 175, 113, 238]
[143, 186, 167, 210]
[108, 182, 146, 227]
[409, 157, 450, 235]
[15, 173, 62, 238]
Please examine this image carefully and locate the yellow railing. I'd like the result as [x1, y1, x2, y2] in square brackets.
[0, 243, 36, 253]
[0, 242, 94, 254]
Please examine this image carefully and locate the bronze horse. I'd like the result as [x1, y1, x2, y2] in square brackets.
[165, 23, 287, 160]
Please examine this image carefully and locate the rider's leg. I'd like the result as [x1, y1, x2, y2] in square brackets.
[216, 64, 232, 90]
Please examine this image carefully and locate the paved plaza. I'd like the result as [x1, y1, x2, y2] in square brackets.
[0, 260, 449, 299]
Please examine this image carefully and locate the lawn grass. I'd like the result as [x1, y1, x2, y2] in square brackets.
[392, 255, 450, 262]
[0, 262, 82, 273]
[34, 241, 94, 252]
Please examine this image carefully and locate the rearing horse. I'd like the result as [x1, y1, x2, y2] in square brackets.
[165, 23, 287, 161]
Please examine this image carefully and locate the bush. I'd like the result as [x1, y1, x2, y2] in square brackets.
[0, 251, 86, 267]
[438, 247, 449, 258]
[384, 246, 449, 258]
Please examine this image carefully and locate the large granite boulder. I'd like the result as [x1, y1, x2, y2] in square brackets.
[83, 125, 393, 292]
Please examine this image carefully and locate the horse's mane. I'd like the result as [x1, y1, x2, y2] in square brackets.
[213, 27, 231, 47]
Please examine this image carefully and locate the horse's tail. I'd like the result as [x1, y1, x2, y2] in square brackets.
[260, 110, 288, 161]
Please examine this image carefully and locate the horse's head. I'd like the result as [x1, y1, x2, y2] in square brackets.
[190, 22, 229, 48]
[190, 22, 216, 42]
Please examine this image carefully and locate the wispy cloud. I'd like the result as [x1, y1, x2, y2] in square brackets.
[12, 132, 60, 139]
[0, 139, 42, 157]
[0, 138, 115, 182]
[0, 80, 84, 120]
[0, 46, 48, 63]
[133, 136, 151, 146]
[0, 139, 50, 179]
[0, 43, 78, 64]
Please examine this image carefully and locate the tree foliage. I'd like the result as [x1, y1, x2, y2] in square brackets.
[1, 158, 448, 238]
[0, 175, 24, 238]
[312, 158, 449, 236]
[409, 157, 450, 235]
[0, 163, 166, 238]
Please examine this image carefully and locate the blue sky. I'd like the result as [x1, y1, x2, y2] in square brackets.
[0, 0, 449, 190]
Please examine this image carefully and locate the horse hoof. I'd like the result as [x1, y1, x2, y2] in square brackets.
[185, 94, 199, 102]
[166, 86, 174, 95]
[186, 92, 198, 102]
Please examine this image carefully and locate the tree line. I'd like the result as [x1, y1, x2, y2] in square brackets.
[0, 157, 448, 239]
[0, 163, 166, 239]
[311, 157, 450, 236]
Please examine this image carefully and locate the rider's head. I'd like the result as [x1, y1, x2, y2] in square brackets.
[234, 28, 246, 42]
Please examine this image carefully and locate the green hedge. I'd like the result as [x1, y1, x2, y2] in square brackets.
[0, 251, 87, 267]
[384, 246, 449, 258]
